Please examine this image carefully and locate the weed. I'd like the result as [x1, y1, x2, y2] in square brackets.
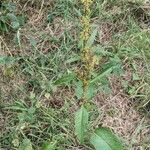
[74, 0, 123, 149]
[0, 2, 25, 33]
[0, 0, 150, 150]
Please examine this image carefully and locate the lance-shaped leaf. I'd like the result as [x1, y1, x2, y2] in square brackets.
[54, 73, 75, 85]
[90, 67, 114, 84]
[75, 105, 89, 144]
[86, 28, 98, 47]
[90, 127, 123, 150]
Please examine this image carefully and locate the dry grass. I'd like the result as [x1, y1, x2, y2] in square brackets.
[94, 75, 149, 149]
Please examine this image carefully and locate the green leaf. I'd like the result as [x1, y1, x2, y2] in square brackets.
[18, 112, 26, 122]
[12, 21, 20, 29]
[54, 73, 75, 85]
[0, 56, 15, 64]
[19, 139, 33, 150]
[90, 127, 123, 150]
[39, 141, 57, 150]
[6, 13, 20, 29]
[132, 73, 140, 81]
[92, 45, 112, 56]
[0, 21, 8, 32]
[5, 101, 27, 111]
[75, 80, 83, 99]
[90, 67, 113, 84]
[86, 28, 98, 47]
[75, 105, 89, 144]
[17, 15, 26, 26]
[65, 55, 80, 64]
[102, 56, 122, 75]
[2, 2, 16, 12]
[28, 37, 37, 48]
[86, 83, 95, 100]
[75, 81, 94, 100]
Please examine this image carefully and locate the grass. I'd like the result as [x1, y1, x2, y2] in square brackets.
[0, 0, 150, 149]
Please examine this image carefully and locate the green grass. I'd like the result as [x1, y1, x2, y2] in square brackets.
[0, 0, 150, 149]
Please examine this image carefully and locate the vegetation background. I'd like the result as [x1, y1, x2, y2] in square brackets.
[0, 0, 150, 149]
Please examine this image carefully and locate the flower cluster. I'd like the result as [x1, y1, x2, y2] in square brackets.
[80, 16, 90, 42]
[78, 0, 93, 104]
[81, 0, 93, 15]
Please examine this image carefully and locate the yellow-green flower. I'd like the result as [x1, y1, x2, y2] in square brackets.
[78, 0, 94, 104]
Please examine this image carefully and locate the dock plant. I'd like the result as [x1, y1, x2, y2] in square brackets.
[74, 1, 124, 149]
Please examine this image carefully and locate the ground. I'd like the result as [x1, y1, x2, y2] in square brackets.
[0, 0, 150, 150]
